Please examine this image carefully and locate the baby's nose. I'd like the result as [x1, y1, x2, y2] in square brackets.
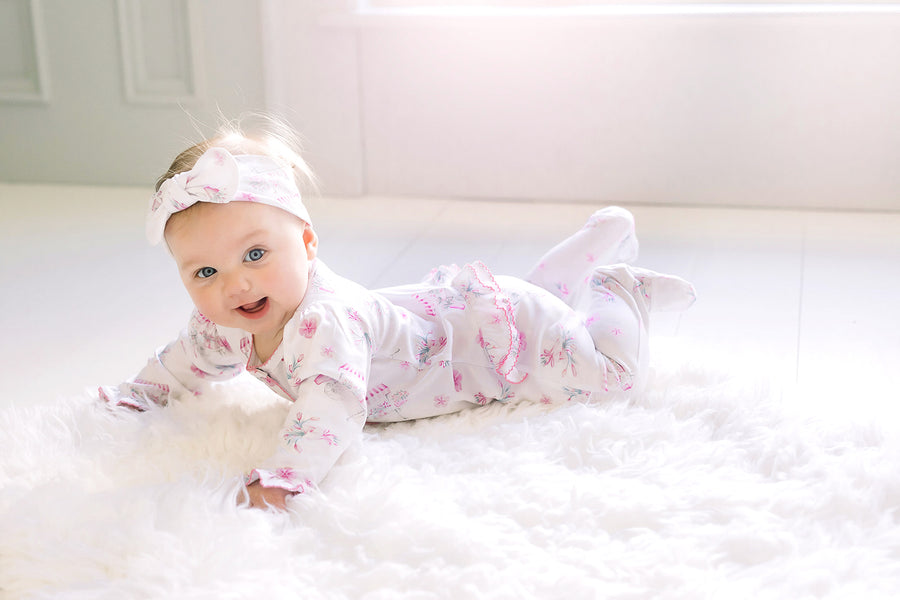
[224, 271, 252, 296]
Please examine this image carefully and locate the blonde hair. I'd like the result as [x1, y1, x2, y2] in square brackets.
[156, 114, 318, 196]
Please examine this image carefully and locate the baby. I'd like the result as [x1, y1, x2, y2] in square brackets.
[101, 124, 695, 510]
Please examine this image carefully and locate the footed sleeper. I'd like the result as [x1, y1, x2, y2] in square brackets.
[102, 207, 695, 493]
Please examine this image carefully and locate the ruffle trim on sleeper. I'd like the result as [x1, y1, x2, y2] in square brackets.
[428, 261, 527, 385]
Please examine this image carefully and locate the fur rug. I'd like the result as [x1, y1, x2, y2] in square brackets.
[2, 340, 899, 599]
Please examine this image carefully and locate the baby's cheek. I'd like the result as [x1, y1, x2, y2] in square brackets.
[190, 289, 221, 320]
[284, 269, 310, 302]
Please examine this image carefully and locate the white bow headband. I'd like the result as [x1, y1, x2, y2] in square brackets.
[146, 147, 311, 245]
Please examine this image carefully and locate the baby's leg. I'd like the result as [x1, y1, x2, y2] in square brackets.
[585, 264, 696, 392]
[584, 267, 648, 392]
[526, 207, 639, 302]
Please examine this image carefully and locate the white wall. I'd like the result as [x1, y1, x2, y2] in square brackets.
[4, 1, 899, 210]
[266, 3, 900, 210]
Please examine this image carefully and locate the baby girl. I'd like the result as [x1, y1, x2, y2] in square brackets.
[101, 124, 695, 510]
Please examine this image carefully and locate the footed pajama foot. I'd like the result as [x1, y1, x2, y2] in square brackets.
[582, 206, 640, 265]
[592, 264, 696, 314]
[526, 206, 640, 301]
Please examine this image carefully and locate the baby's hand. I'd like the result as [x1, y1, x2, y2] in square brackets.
[243, 482, 295, 511]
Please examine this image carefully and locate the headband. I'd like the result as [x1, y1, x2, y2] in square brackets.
[146, 147, 311, 245]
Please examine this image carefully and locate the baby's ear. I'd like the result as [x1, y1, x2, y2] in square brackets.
[303, 227, 319, 259]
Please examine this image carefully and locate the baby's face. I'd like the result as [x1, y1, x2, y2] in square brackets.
[165, 201, 318, 351]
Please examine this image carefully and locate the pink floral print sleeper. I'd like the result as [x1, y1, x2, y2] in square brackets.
[100, 207, 695, 494]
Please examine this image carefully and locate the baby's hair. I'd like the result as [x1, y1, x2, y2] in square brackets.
[156, 113, 318, 196]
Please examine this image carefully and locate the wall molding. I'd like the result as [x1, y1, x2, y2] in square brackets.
[116, 0, 203, 105]
[0, 0, 51, 103]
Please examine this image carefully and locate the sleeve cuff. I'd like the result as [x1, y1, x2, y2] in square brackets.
[245, 467, 314, 494]
[98, 386, 149, 412]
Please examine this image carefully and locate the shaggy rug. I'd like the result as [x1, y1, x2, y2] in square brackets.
[1, 340, 899, 599]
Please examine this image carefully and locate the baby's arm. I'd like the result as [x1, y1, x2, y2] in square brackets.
[242, 376, 367, 509]
[100, 311, 245, 410]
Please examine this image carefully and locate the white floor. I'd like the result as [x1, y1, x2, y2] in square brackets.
[2, 183, 899, 426]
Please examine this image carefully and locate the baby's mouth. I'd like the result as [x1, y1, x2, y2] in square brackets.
[238, 297, 268, 315]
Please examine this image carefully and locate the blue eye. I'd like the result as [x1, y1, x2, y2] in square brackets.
[196, 267, 217, 279]
[245, 248, 265, 262]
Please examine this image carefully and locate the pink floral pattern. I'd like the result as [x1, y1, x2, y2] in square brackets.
[283, 413, 322, 452]
[415, 332, 447, 366]
[299, 318, 318, 338]
[540, 328, 578, 377]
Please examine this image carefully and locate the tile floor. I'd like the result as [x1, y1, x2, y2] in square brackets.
[1, 183, 898, 426]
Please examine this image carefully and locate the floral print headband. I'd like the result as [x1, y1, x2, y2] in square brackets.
[146, 147, 312, 245]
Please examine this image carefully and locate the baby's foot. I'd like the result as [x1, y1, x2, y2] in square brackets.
[630, 267, 696, 312]
[593, 265, 696, 313]
[527, 206, 639, 292]
[583, 206, 639, 264]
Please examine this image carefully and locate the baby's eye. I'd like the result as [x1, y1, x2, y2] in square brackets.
[196, 267, 217, 279]
[244, 248, 266, 262]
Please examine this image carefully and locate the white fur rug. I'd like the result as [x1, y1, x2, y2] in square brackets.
[2, 340, 899, 599]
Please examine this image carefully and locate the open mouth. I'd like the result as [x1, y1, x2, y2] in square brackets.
[237, 297, 270, 318]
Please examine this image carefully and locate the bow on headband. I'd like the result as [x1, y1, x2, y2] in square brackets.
[146, 147, 311, 245]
